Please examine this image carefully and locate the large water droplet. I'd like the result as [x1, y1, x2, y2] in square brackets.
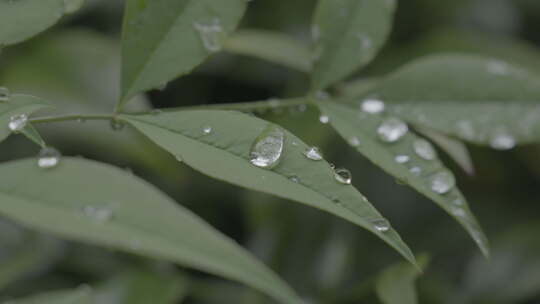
[394, 154, 410, 164]
[0, 87, 10, 102]
[413, 139, 437, 160]
[37, 147, 61, 169]
[249, 127, 284, 169]
[8, 114, 28, 132]
[193, 18, 224, 52]
[83, 205, 113, 222]
[429, 171, 455, 194]
[202, 125, 212, 135]
[304, 146, 323, 161]
[319, 114, 330, 124]
[334, 168, 352, 184]
[377, 117, 408, 143]
[489, 130, 515, 150]
[372, 219, 391, 232]
[360, 98, 385, 114]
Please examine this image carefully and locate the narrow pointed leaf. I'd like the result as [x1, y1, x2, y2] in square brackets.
[225, 30, 312, 72]
[120, 110, 416, 265]
[311, 0, 396, 91]
[21, 123, 47, 148]
[375, 255, 429, 304]
[416, 127, 475, 176]
[6, 286, 94, 304]
[361, 54, 540, 147]
[0, 0, 65, 46]
[0, 158, 300, 304]
[120, 0, 247, 106]
[317, 101, 489, 256]
[0, 94, 51, 143]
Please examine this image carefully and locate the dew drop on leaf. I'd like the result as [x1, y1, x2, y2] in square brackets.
[82, 205, 114, 222]
[319, 114, 330, 124]
[450, 206, 466, 217]
[37, 147, 61, 169]
[360, 98, 385, 114]
[429, 171, 455, 194]
[372, 219, 391, 232]
[489, 129, 515, 150]
[413, 138, 437, 160]
[193, 18, 224, 53]
[348, 136, 360, 147]
[0, 87, 10, 102]
[202, 125, 212, 135]
[304, 146, 323, 161]
[8, 114, 28, 133]
[410, 166, 422, 176]
[377, 117, 408, 143]
[394, 154, 410, 164]
[249, 126, 284, 169]
[334, 168, 352, 185]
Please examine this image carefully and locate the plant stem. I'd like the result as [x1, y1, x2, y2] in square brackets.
[149, 97, 310, 113]
[30, 114, 115, 124]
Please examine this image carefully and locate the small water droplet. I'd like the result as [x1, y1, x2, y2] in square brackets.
[0, 87, 10, 102]
[8, 114, 28, 132]
[175, 155, 183, 162]
[413, 139, 437, 160]
[348, 136, 360, 147]
[452, 198, 464, 206]
[357, 34, 372, 50]
[410, 166, 422, 176]
[334, 168, 352, 184]
[304, 146, 323, 161]
[450, 206, 466, 217]
[319, 114, 330, 124]
[292, 141, 299, 146]
[394, 154, 410, 164]
[110, 119, 125, 131]
[249, 127, 284, 169]
[193, 18, 224, 52]
[489, 129, 515, 150]
[289, 176, 300, 183]
[377, 117, 408, 143]
[202, 125, 212, 135]
[429, 171, 455, 194]
[372, 219, 391, 232]
[83, 205, 113, 222]
[37, 147, 61, 169]
[360, 98, 385, 114]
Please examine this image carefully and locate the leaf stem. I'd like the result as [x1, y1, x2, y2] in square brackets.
[145, 97, 310, 113]
[30, 114, 116, 124]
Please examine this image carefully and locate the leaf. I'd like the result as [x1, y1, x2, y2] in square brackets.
[311, 0, 396, 91]
[360, 54, 540, 147]
[224, 30, 312, 72]
[20, 123, 47, 148]
[120, 110, 416, 265]
[317, 101, 489, 256]
[120, 0, 247, 106]
[416, 127, 475, 176]
[375, 255, 430, 304]
[0, 158, 300, 304]
[0, 94, 51, 144]
[95, 269, 187, 304]
[6, 286, 94, 304]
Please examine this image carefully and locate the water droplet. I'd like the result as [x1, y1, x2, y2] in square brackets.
[489, 130, 515, 150]
[249, 127, 284, 169]
[357, 34, 372, 50]
[8, 114, 28, 132]
[292, 141, 299, 146]
[334, 168, 352, 184]
[304, 146, 323, 161]
[372, 219, 391, 232]
[289, 176, 300, 183]
[37, 147, 61, 169]
[455, 120, 475, 140]
[319, 114, 330, 124]
[452, 198, 464, 206]
[394, 154, 410, 164]
[487, 60, 509, 75]
[175, 155, 183, 162]
[450, 206, 466, 217]
[360, 98, 385, 114]
[83, 205, 113, 222]
[429, 171, 455, 194]
[348, 136, 360, 147]
[413, 139, 437, 160]
[377, 117, 408, 143]
[0, 87, 10, 102]
[202, 125, 212, 135]
[110, 119, 125, 131]
[410, 166, 422, 176]
[193, 18, 224, 52]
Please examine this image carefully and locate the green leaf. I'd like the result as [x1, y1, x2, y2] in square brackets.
[120, 110, 416, 265]
[120, 0, 247, 106]
[6, 286, 94, 304]
[311, 0, 396, 91]
[20, 123, 47, 148]
[95, 269, 187, 304]
[0, 94, 51, 143]
[0, 0, 65, 46]
[375, 255, 429, 304]
[416, 127, 475, 176]
[225, 30, 312, 72]
[361, 54, 540, 147]
[0, 158, 300, 304]
[317, 101, 489, 257]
